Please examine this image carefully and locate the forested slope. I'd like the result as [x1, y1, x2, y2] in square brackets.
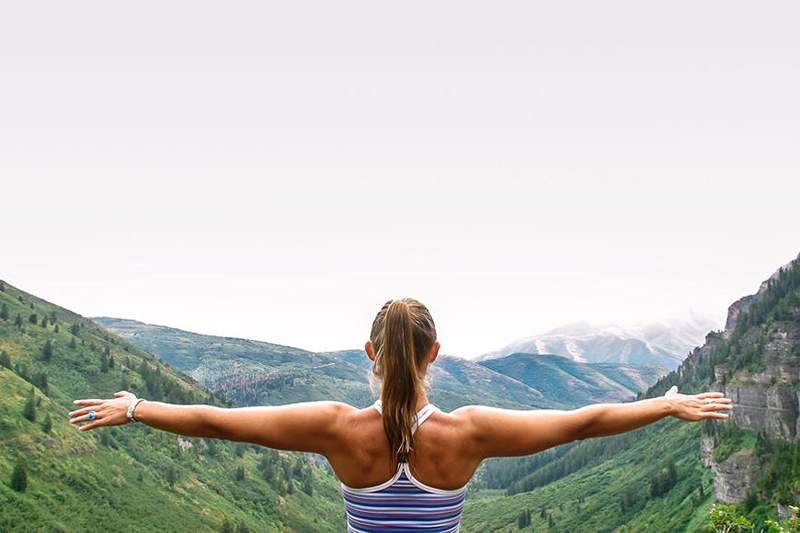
[0, 280, 344, 532]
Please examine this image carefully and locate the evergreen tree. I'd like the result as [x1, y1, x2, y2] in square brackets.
[69, 337, 77, 349]
[54, 324, 59, 333]
[70, 322, 80, 335]
[302, 474, 313, 496]
[11, 459, 27, 492]
[235, 522, 250, 533]
[33, 372, 48, 395]
[101, 352, 110, 373]
[42, 339, 53, 361]
[234, 465, 246, 482]
[29, 313, 38, 324]
[42, 413, 53, 434]
[49, 311, 56, 325]
[23, 389, 37, 422]
[15, 313, 23, 329]
[0, 280, 5, 291]
[0, 350, 11, 369]
[0, 302, 8, 320]
[40, 315, 48, 327]
[220, 519, 234, 533]
[166, 465, 178, 488]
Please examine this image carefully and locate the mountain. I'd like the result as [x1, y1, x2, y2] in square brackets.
[0, 281, 345, 532]
[93, 318, 566, 411]
[651, 254, 800, 511]
[478, 315, 718, 372]
[464, 253, 800, 532]
[95, 319, 661, 412]
[480, 353, 662, 405]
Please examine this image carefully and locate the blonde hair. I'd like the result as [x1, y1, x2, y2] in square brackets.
[369, 298, 437, 463]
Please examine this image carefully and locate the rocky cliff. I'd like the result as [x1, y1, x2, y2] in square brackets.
[650, 254, 800, 506]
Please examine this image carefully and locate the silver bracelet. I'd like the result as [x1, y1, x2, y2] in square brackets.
[126, 397, 145, 423]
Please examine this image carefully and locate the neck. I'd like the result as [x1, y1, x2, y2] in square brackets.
[414, 393, 429, 412]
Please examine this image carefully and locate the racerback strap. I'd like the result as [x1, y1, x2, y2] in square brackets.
[372, 400, 439, 434]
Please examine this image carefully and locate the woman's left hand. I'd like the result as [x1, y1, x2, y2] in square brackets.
[68, 391, 137, 431]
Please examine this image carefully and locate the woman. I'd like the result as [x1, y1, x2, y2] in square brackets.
[69, 298, 732, 532]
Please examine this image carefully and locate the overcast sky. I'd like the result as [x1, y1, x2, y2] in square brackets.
[1, 2, 798, 357]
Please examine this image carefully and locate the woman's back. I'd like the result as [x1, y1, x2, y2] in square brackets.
[338, 401, 470, 532]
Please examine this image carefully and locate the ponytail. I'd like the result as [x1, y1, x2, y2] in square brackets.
[370, 298, 437, 463]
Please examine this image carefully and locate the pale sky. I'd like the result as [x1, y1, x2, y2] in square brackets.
[1, 2, 798, 357]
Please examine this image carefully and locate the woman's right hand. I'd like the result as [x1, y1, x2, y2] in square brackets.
[664, 386, 732, 421]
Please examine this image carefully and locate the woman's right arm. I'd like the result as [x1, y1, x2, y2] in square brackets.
[454, 387, 732, 459]
[69, 391, 352, 454]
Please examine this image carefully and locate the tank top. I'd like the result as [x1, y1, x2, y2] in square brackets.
[339, 400, 468, 533]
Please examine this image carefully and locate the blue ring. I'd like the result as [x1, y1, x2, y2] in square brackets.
[87, 411, 96, 421]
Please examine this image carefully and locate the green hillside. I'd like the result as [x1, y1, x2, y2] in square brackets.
[481, 353, 662, 405]
[0, 281, 344, 532]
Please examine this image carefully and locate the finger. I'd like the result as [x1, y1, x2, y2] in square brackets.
[70, 411, 105, 424]
[701, 403, 733, 412]
[73, 399, 106, 406]
[78, 421, 102, 431]
[68, 406, 97, 417]
[697, 392, 724, 399]
[703, 412, 729, 419]
[70, 414, 90, 424]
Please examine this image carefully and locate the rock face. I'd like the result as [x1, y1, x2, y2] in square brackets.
[711, 450, 761, 504]
[717, 322, 800, 442]
[669, 255, 800, 504]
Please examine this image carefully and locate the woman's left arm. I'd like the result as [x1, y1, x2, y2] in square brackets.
[69, 391, 351, 454]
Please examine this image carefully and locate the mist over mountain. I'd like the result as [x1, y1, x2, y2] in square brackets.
[477, 314, 719, 371]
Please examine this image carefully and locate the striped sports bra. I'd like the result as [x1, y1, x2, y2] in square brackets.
[339, 400, 468, 533]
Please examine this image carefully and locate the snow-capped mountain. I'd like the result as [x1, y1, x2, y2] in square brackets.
[477, 314, 719, 371]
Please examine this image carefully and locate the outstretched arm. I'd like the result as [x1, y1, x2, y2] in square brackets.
[69, 391, 351, 455]
[456, 386, 732, 459]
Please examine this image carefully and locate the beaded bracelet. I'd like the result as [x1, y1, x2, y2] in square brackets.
[126, 397, 145, 423]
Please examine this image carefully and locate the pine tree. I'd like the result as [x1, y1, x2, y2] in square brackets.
[0, 350, 11, 369]
[70, 322, 80, 335]
[42, 339, 53, 361]
[166, 465, 178, 488]
[235, 522, 250, 533]
[15, 314, 23, 329]
[101, 352, 110, 373]
[302, 474, 313, 496]
[42, 413, 53, 433]
[29, 313, 38, 324]
[40, 315, 48, 327]
[69, 337, 77, 349]
[33, 372, 48, 395]
[0, 302, 9, 321]
[220, 519, 234, 533]
[23, 389, 37, 422]
[11, 459, 27, 492]
[234, 465, 246, 481]
[0, 280, 5, 291]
